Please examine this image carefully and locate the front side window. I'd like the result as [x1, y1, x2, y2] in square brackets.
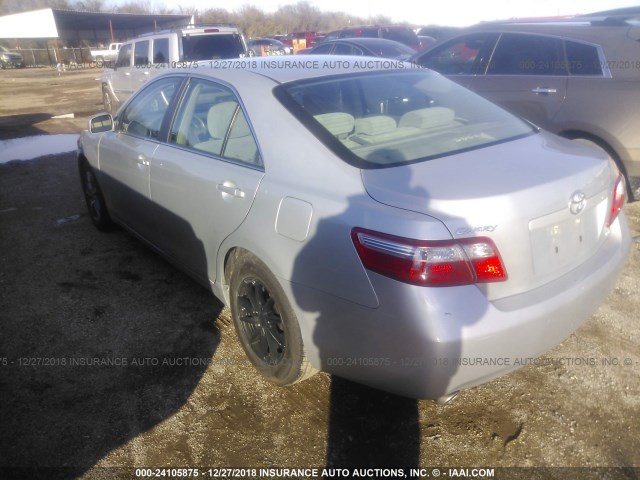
[488, 33, 565, 75]
[119, 76, 183, 139]
[276, 70, 534, 168]
[416, 33, 498, 75]
[170, 79, 261, 166]
[115, 43, 132, 68]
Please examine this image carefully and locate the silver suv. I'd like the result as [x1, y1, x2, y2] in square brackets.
[412, 9, 640, 200]
[101, 24, 248, 113]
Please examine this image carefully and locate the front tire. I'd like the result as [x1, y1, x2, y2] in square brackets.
[79, 159, 115, 232]
[230, 251, 316, 386]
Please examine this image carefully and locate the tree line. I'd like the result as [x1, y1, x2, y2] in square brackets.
[0, 0, 396, 39]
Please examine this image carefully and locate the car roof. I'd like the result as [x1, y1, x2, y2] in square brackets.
[335, 24, 414, 30]
[324, 37, 411, 47]
[452, 20, 637, 44]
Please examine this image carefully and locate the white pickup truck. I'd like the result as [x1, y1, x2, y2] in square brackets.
[91, 43, 122, 65]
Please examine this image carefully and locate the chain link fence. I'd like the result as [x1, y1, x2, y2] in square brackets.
[4, 47, 105, 68]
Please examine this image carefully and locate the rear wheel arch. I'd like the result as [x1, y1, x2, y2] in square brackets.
[225, 248, 317, 385]
[560, 130, 635, 201]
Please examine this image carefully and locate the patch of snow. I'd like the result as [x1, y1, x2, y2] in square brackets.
[0, 134, 78, 163]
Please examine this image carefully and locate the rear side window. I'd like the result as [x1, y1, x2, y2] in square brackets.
[565, 40, 603, 76]
[170, 79, 261, 166]
[310, 44, 333, 54]
[360, 29, 379, 39]
[382, 28, 419, 46]
[134, 40, 149, 67]
[488, 33, 564, 75]
[334, 43, 358, 55]
[153, 38, 170, 64]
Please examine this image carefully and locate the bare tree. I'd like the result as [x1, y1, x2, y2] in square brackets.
[0, 0, 399, 40]
[114, 0, 151, 14]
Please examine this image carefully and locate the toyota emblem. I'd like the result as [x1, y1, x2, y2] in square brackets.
[569, 191, 587, 215]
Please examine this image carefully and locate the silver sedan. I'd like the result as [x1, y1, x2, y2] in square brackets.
[78, 57, 631, 401]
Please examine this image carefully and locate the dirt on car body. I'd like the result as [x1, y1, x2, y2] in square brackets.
[0, 67, 639, 478]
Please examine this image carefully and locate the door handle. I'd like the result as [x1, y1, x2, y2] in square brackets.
[216, 184, 245, 198]
[531, 87, 557, 94]
[137, 154, 150, 166]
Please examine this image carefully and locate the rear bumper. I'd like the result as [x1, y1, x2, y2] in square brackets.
[287, 214, 631, 399]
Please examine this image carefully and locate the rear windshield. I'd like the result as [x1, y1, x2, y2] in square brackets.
[182, 34, 245, 61]
[276, 70, 534, 169]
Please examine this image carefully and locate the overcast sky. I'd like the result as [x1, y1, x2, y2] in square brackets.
[117, 0, 640, 26]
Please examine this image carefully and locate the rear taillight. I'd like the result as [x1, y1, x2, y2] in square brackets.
[351, 228, 507, 287]
[607, 173, 625, 227]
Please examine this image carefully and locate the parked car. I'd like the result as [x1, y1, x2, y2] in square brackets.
[0, 46, 24, 68]
[416, 26, 462, 41]
[280, 31, 321, 53]
[418, 35, 437, 49]
[411, 13, 640, 200]
[78, 57, 630, 401]
[90, 42, 122, 66]
[301, 38, 415, 60]
[100, 24, 248, 114]
[322, 25, 423, 51]
[247, 38, 289, 56]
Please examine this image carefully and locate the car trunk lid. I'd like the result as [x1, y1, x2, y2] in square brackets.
[361, 132, 616, 300]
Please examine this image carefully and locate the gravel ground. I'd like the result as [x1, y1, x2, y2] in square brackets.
[1, 67, 639, 480]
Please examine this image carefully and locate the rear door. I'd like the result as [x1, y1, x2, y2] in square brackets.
[150, 77, 264, 284]
[469, 32, 568, 129]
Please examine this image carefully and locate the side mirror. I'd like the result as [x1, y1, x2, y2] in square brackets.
[89, 113, 113, 133]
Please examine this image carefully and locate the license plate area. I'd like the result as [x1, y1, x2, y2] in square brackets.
[529, 196, 607, 276]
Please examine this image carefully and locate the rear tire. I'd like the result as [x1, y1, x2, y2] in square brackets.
[102, 87, 115, 114]
[230, 251, 316, 386]
[79, 159, 116, 232]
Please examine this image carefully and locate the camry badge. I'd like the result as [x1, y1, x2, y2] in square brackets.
[569, 191, 587, 215]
